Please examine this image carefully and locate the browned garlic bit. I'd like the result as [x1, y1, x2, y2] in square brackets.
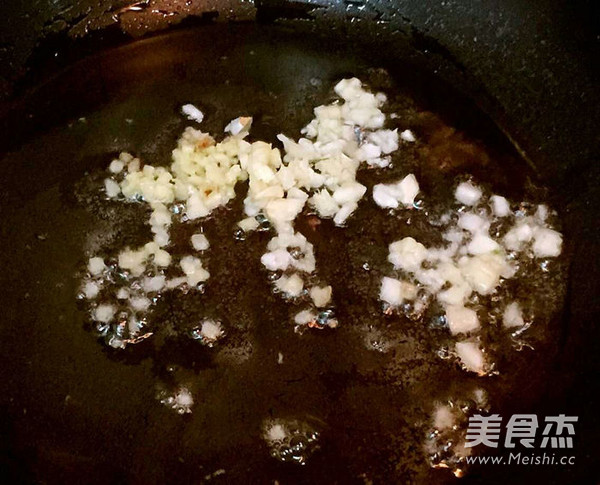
[80, 109, 252, 347]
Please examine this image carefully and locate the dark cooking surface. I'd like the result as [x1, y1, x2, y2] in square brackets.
[0, 24, 596, 485]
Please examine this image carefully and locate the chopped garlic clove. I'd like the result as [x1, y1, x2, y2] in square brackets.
[130, 296, 151, 312]
[332, 182, 367, 205]
[490, 195, 510, 217]
[459, 253, 507, 295]
[191, 233, 210, 251]
[380, 277, 403, 306]
[309, 285, 332, 308]
[458, 213, 488, 233]
[225, 116, 252, 136]
[310, 190, 339, 218]
[94, 304, 116, 323]
[83, 281, 100, 299]
[372, 183, 400, 209]
[388, 237, 428, 272]
[143, 275, 166, 293]
[104, 178, 121, 198]
[238, 216, 260, 232]
[467, 233, 500, 255]
[455, 182, 482, 206]
[379, 277, 416, 306]
[265, 198, 305, 224]
[109, 159, 125, 174]
[400, 129, 416, 142]
[187, 268, 210, 286]
[153, 249, 171, 267]
[446, 305, 479, 335]
[275, 273, 304, 297]
[88, 257, 106, 275]
[181, 103, 204, 123]
[503, 301, 525, 328]
[261, 249, 293, 272]
[433, 405, 455, 430]
[294, 309, 316, 325]
[373, 174, 419, 209]
[532, 227, 562, 258]
[367, 129, 399, 154]
[455, 341, 486, 375]
[180, 255, 204, 276]
[200, 319, 223, 342]
[333, 202, 358, 226]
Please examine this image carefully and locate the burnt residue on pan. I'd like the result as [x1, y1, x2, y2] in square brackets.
[0, 25, 570, 484]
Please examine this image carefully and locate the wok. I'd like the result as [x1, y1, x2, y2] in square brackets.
[0, 1, 598, 484]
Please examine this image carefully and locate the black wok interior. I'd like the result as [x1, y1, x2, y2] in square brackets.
[0, 7, 598, 485]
